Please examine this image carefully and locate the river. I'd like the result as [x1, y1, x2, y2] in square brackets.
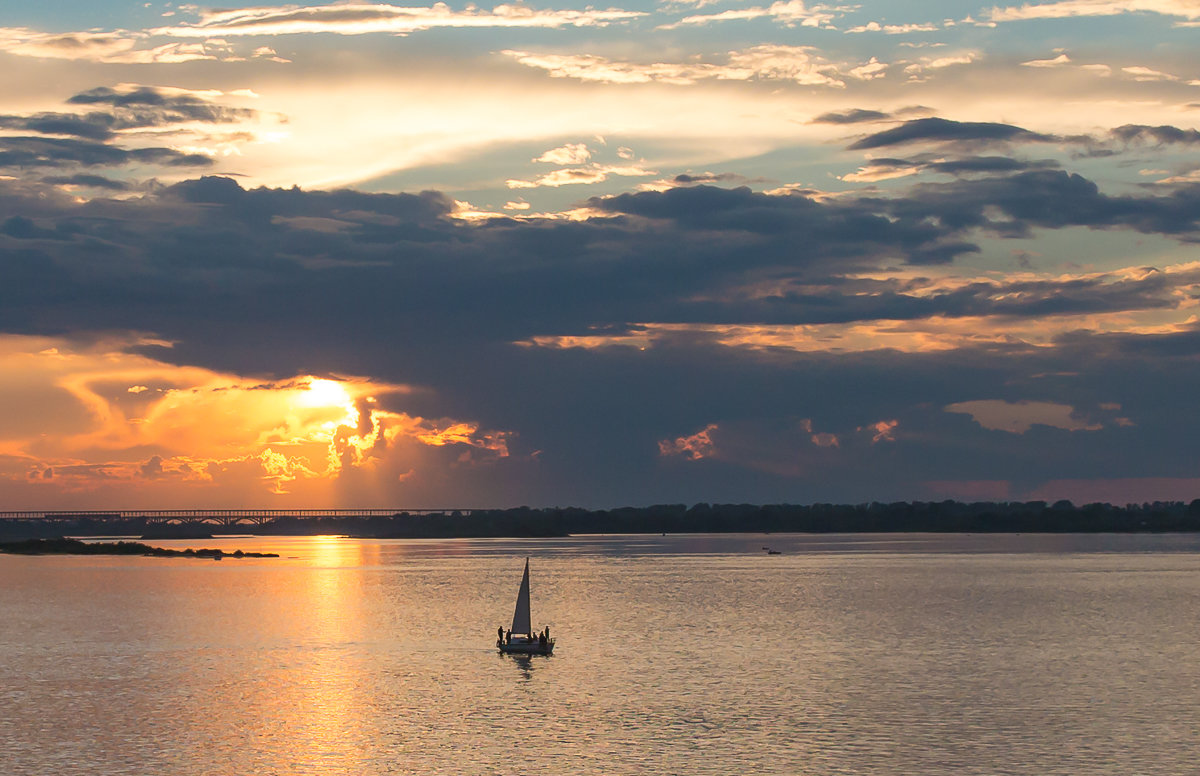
[2, 532, 1199, 775]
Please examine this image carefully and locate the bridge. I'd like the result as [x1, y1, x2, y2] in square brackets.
[0, 508, 476, 528]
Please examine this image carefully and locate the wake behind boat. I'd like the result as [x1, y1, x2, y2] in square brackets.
[497, 558, 554, 655]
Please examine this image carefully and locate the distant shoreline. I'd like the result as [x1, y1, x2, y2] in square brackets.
[2, 500, 1199, 540]
[0, 538, 278, 558]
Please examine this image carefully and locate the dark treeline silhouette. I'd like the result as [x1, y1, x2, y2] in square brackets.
[349, 499, 1200, 537]
[5, 500, 1200, 539]
[0, 538, 278, 558]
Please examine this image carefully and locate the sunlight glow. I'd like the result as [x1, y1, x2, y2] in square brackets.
[0, 336, 511, 506]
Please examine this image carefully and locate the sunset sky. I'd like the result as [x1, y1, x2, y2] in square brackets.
[1, 0, 1199, 509]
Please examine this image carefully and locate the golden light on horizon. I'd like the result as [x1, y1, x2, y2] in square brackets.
[0, 335, 511, 507]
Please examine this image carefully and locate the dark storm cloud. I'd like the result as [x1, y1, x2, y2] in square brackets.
[1110, 124, 1200, 145]
[6, 170, 1200, 503]
[0, 112, 116, 141]
[0, 87, 255, 175]
[875, 170, 1200, 237]
[1, 216, 68, 240]
[66, 87, 258, 127]
[848, 117, 1057, 150]
[0, 89, 257, 150]
[0, 136, 214, 169]
[855, 156, 1060, 177]
[656, 265, 1188, 325]
[4, 172, 1198, 348]
[672, 172, 752, 185]
[0, 136, 127, 167]
[927, 156, 1058, 174]
[812, 108, 890, 124]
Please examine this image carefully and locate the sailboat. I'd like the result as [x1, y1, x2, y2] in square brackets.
[497, 558, 555, 655]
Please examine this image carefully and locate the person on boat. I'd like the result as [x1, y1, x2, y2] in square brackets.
[505, 629, 511, 644]
[497, 626, 504, 644]
[544, 625, 550, 640]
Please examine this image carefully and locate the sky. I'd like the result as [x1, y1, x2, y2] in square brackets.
[0, 0, 1199, 510]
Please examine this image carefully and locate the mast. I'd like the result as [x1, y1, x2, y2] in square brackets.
[510, 557, 532, 636]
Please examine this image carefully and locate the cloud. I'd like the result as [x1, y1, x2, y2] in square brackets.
[638, 171, 759, 191]
[901, 52, 979, 80]
[0, 27, 248, 63]
[1021, 53, 1072, 67]
[1121, 65, 1197, 82]
[0, 0, 1197, 508]
[0, 112, 123, 141]
[506, 163, 655, 188]
[655, 417, 855, 477]
[848, 57, 890, 80]
[659, 423, 717, 459]
[945, 400, 1104, 433]
[1111, 124, 1200, 145]
[890, 169, 1200, 236]
[846, 21, 940, 33]
[661, 0, 841, 29]
[863, 419, 899, 443]
[0, 87, 263, 179]
[502, 45, 850, 86]
[0, 335, 510, 501]
[3, 172, 1200, 504]
[1153, 168, 1200, 184]
[671, 172, 750, 185]
[812, 108, 892, 124]
[847, 117, 1056, 150]
[533, 143, 592, 165]
[841, 155, 1060, 182]
[0, 89, 257, 144]
[153, 3, 646, 37]
[40, 174, 132, 191]
[0, 136, 213, 170]
[1020, 53, 1115, 75]
[988, 0, 1200, 22]
[66, 86, 258, 127]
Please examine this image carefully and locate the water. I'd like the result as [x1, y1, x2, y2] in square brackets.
[2, 532, 1200, 775]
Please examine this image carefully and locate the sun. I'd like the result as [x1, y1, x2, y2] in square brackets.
[299, 378, 354, 409]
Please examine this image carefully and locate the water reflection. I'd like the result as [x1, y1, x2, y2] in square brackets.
[272, 535, 374, 771]
[502, 652, 554, 681]
[307, 534, 371, 567]
[506, 654, 535, 680]
[4, 535, 1200, 775]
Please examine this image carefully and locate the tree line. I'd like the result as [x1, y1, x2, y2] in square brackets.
[4, 499, 1200, 539]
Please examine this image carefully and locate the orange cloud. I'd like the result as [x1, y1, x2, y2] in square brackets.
[0, 334, 511, 505]
[810, 432, 840, 447]
[659, 423, 718, 460]
[862, 419, 899, 443]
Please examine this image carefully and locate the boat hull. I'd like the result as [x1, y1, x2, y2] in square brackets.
[498, 638, 555, 655]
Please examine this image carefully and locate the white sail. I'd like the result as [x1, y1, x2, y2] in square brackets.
[510, 558, 532, 636]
